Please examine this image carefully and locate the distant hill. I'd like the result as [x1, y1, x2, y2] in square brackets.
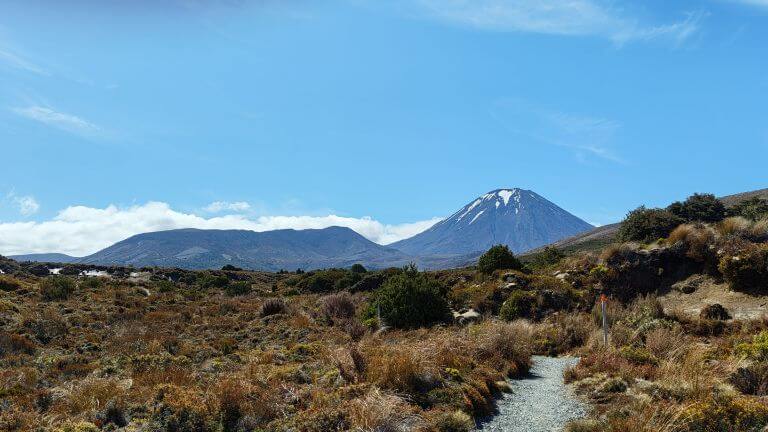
[527, 187, 768, 256]
[390, 189, 593, 256]
[9, 253, 79, 263]
[78, 226, 415, 271]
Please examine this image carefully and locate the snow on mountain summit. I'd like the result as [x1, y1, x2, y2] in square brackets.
[449, 189, 532, 226]
[390, 188, 594, 256]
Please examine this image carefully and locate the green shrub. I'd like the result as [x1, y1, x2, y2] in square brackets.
[431, 410, 474, 432]
[155, 280, 177, 293]
[718, 245, 768, 293]
[374, 264, 450, 329]
[681, 394, 768, 432]
[618, 346, 658, 366]
[0, 275, 22, 292]
[224, 281, 251, 297]
[79, 277, 103, 290]
[667, 193, 726, 223]
[728, 197, 768, 221]
[297, 269, 352, 293]
[350, 273, 387, 293]
[197, 273, 229, 290]
[350, 263, 367, 274]
[39, 276, 76, 301]
[528, 246, 566, 269]
[736, 331, 768, 361]
[618, 206, 683, 243]
[499, 290, 536, 321]
[478, 245, 523, 274]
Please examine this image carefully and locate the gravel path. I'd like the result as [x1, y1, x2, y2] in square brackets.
[476, 356, 586, 432]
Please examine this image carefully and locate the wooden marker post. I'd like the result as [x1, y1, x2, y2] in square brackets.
[600, 294, 608, 346]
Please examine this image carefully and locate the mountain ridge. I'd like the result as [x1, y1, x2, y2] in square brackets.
[78, 226, 415, 271]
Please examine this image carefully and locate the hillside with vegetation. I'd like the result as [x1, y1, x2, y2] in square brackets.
[1, 191, 768, 431]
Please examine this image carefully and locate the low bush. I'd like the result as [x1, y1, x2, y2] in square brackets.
[197, 273, 229, 290]
[728, 197, 768, 221]
[430, 410, 474, 432]
[259, 298, 288, 317]
[0, 332, 36, 356]
[350, 273, 388, 293]
[39, 276, 76, 301]
[736, 331, 768, 361]
[374, 264, 450, 329]
[320, 292, 356, 321]
[718, 244, 768, 293]
[499, 290, 536, 321]
[617, 206, 683, 243]
[79, 277, 103, 290]
[667, 224, 716, 264]
[680, 394, 768, 432]
[477, 245, 523, 274]
[0, 275, 22, 292]
[667, 193, 726, 223]
[297, 269, 355, 293]
[224, 281, 251, 297]
[730, 362, 768, 396]
[699, 303, 730, 320]
[618, 346, 658, 366]
[527, 246, 566, 269]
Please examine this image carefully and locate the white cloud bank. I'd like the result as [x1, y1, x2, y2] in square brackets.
[414, 0, 705, 45]
[0, 202, 441, 256]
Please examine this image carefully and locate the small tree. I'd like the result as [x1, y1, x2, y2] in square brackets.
[478, 245, 523, 274]
[374, 264, 450, 329]
[350, 263, 367, 274]
[618, 206, 683, 243]
[668, 193, 726, 223]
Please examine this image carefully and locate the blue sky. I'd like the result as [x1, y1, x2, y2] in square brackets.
[1, 0, 767, 256]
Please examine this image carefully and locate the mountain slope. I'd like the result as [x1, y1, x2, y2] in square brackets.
[390, 189, 593, 256]
[79, 227, 412, 271]
[9, 253, 79, 263]
[526, 187, 768, 256]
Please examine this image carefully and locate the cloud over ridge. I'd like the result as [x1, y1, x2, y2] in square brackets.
[0, 202, 442, 256]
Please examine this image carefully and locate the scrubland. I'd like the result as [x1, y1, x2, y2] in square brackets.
[1, 193, 768, 431]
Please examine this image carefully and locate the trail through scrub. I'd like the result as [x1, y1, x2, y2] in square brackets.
[477, 356, 586, 432]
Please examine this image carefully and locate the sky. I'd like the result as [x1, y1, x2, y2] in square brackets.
[1, 0, 767, 256]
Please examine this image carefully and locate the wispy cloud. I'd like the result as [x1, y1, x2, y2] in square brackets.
[4, 191, 40, 216]
[412, 0, 705, 45]
[11, 106, 102, 138]
[0, 202, 442, 256]
[0, 47, 48, 75]
[490, 99, 624, 163]
[204, 201, 252, 213]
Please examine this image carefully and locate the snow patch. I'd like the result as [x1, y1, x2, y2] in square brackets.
[469, 210, 485, 224]
[497, 189, 515, 206]
[457, 199, 482, 221]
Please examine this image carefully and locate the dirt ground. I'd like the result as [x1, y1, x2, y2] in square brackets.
[659, 275, 768, 320]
